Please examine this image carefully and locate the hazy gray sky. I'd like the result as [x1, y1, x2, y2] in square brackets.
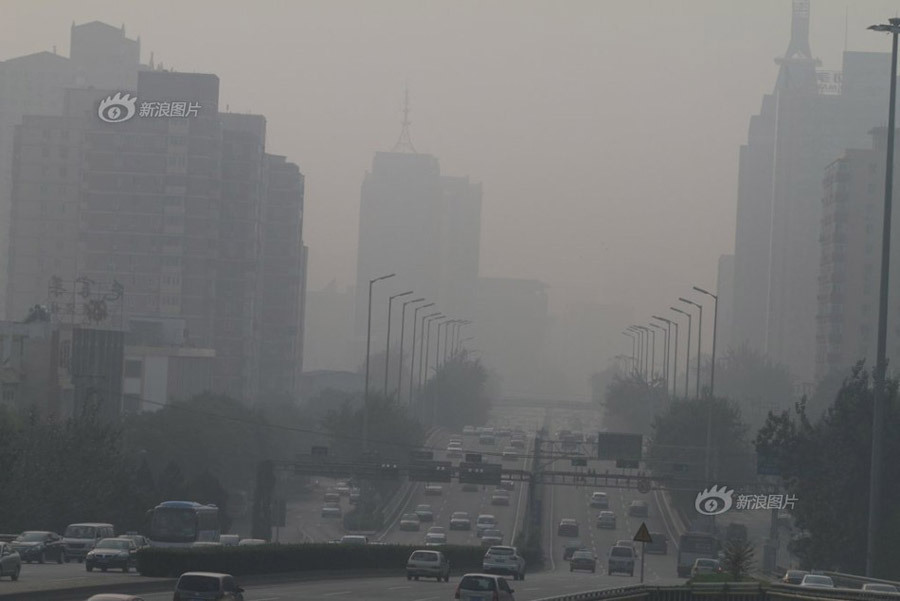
[4, 1, 898, 320]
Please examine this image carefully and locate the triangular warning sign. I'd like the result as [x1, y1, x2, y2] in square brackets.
[633, 522, 653, 543]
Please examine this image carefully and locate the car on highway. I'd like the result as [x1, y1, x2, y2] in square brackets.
[63, 522, 114, 563]
[799, 574, 835, 588]
[428, 526, 446, 535]
[608, 545, 636, 576]
[570, 549, 597, 573]
[628, 500, 649, 517]
[479, 433, 496, 445]
[646, 532, 668, 554]
[596, 511, 616, 529]
[481, 529, 504, 547]
[691, 558, 723, 577]
[117, 533, 149, 551]
[85, 537, 137, 572]
[174, 571, 244, 601]
[781, 570, 809, 585]
[590, 491, 609, 508]
[557, 518, 579, 537]
[499, 479, 515, 490]
[462, 482, 480, 492]
[0, 542, 21, 581]
[491, 490, 510, 506]
[219, 534, 241, 546]
[323, 491, 341, 503]
[425, 532, 447, 546]
[424, 484, 443, 496]
[339, 535, 368, 544]
[450, 512, 472, 530]
[407, 549, 450, 581]
[476, 514, 498, 537]
[401, 513, 422, 531]
[455, 573, 516, 601]
[562, 540, 585, 561]
[463, 425, 476, 435]
[862, 583, 900, 593]
[11, 530, 65, 563]
[86, 595, 147, 601]
[447, 443, 464, 458]
[502, 447, 518, 460]
[415, 504, 435, 522]
[483, 545, 526, 580]
[321, 502, 342, 518]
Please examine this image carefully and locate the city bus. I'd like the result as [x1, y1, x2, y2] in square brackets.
[147, 501, 220, 547]
[677, 531, 720, 577]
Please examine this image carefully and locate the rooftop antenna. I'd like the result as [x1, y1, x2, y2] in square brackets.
[391, 86, 417, 153]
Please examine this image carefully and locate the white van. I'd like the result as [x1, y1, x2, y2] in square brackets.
[63, 523, 115, 562]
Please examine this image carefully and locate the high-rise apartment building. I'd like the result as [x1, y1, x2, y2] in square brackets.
[7, 70, 306, 405]
[816, 128, 900, 380]
[0, 22, 141, 319]
[730, 0, 895, 383]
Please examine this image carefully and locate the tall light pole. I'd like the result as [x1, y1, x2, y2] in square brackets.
[363, 273, 395, 452]
[418, 313, 443, 401]
[426, 317, 447, 425]
[636, 326, 651, 380]
[407, 303, 435, 405]
[671, 307, 692, 398]
[679, 297, 703, 399]
[650, 323, 667, 387]
[628, 326, 644, 375]
[623, 330, 637, 373]
[397, 297, 426, 399]
[384, 290, 414, 397]
[865, 16, 899, 578]
[693, 286, 719, 397]
[653, 315, 676, 396]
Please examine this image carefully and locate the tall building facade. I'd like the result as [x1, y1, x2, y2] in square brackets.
[816, 128, 900, 380]
[716, 255, 734, 355]
[354, 150, 482, 348]
[730, 0, 895, 383]
[0, 21, 141, 320]
[7, 70, 306, 405]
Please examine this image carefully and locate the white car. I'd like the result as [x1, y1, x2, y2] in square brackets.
[491, 491, 510, 506]
[424, 484, 443, 496]
[596, 511, 616, 529]
[799, 574, 835, 588]
[691, 558, 722, 577]
[455, 573, 516, 601]
[862, 583, 899, 593]
[407, 550, 450, 582]
[339, 535, 368, 545]
[400, 513, 421, 531]
[482, 545, 526, 580]
[425, 532, 447, 546]
[450, 512, 472, 530]
[590, 492, 609, 508]
[428, 526, 446, 535]
[476, 514, 498, 537]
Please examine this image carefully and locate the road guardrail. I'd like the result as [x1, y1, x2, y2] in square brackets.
[529, 582, 900, 601]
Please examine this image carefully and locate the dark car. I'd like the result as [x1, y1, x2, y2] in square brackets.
[628, 500, 649, 517]
[11, 531, 65, 563]
[558, 519, 579, 537]
[645, 532, 668, 555]
[85, 538, 137, 572]
[570, 549, 597, 573]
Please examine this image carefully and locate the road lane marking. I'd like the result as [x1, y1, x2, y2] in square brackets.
[321, 591, 351, 596]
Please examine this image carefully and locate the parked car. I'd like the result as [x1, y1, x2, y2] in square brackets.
[481, 529, 504, 548]
[400, 513, 422, 531]
[570, 549, 597, 573]
[628, 500, 649, 517]
[691, 558, 723, 577]
[476, 514, 498, 537]
[590, 492, 609, 508]
[799, 574, 835, 588]
[645, 532, 668, 554]
[407, 549, 450, 581]
[781, 570, 809, 585]
[174, 572, 244, 601]
[483, 545, 526, 580]
[557, 519, 579, 537]
[455, 573, 516, 601]
[595, 511, 616, 529]
[562, 540, 585, 561]
[415, 504, 435, 522]
[85, 538, 137, 573]
[63, 522, 115, 563]
[11, 530, 65, 563]
[608, 545, 636, 576]
[450, 512, 472, 530]
[491, 491, 510, 506]
[0, 543, 21, 581]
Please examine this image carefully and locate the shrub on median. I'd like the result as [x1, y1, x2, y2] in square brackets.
[137, 543, 488, 578]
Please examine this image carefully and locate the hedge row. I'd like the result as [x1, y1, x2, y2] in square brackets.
[137, 543, 489, 578]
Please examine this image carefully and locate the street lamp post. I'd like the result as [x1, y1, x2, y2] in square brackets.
[419, 314, 443, 399]
[671, 307, 692, 398]
[397, 297, 426, 399]
[650, 323, 667, 387]
[693, 286, 719, 397]
[385, 290, 414, 397]
[630, 326, 645, 375]
[416, 312, 442, 413]
[623, 330, 637, 373]
[407, 303, 435, 405]
[363, 273, 395, 452]
[679, 297, 703, 399]
[653, 315, 676, 397]
[637, 326, 651, 380]
[865, 16, 899, 578]
[426, 317, 447, 425]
